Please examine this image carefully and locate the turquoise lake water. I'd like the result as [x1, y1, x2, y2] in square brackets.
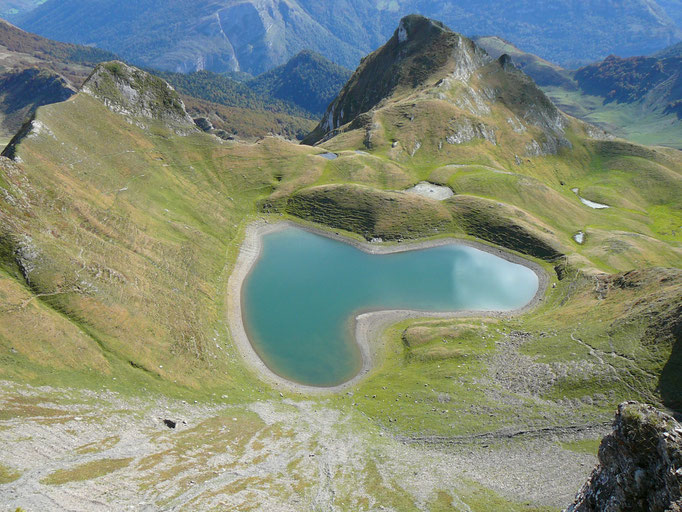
[242, 227, 539, 387]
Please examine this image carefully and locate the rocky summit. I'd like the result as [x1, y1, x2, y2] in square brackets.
[304, 14, 569, 159]
[82, 61, 196, 132]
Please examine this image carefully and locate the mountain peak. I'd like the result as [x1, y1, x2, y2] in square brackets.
[303, 16, 494, 144]
[303, 15, 568, 158]
[395, 14, 449, 44]
[82, 61, 195, 132]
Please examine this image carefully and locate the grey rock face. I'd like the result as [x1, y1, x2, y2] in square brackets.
[82, 61, 196, 132]
[567, 402, 682, 512]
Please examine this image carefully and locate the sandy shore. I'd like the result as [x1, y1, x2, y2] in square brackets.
[226, 219, 550, 394]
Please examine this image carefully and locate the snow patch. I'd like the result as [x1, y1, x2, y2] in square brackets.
[572, 188, 610, 209]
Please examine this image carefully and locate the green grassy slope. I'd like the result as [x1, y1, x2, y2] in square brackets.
[0, 56, 679, 413]
[0, 31, 681, 507]
[354, 268, 681, 437]
[0, 90, 327, 397]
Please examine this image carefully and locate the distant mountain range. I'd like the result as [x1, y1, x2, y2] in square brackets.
[151, 50, 351, 139]
[249, 50, 352, 117]
[1, 6, 681, 147]
[473, 36, 575, 89]
[575, 54, 682, 118]
[8, 0, 682, 75]
[0, 20, 350, 141]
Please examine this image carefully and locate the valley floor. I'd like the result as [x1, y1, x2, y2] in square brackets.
[0, 381, 603, 511]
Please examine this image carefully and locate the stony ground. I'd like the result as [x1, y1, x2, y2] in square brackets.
[0, 380, 604, 512]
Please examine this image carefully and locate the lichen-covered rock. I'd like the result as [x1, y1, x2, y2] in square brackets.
[82, 61, 196, 132]
[567, 402, 682, 512]
[193, 116, 214, 132]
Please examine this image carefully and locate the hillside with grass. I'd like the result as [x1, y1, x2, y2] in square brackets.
[0, 14, 680, 511]
[544, 52, 682, 149]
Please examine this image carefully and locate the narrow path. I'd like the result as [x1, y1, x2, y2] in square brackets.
[570, 332, 658, 402]
[398, 422, 610, 446]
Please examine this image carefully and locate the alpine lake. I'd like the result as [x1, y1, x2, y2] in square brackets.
[242, 227, 540, 387]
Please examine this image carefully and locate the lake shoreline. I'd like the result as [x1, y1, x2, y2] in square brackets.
[226, 219, 550, 394]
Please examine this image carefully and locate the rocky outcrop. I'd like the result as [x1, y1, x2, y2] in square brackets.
[567, 402, 682, 512]
[82, 61, 196, 132]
